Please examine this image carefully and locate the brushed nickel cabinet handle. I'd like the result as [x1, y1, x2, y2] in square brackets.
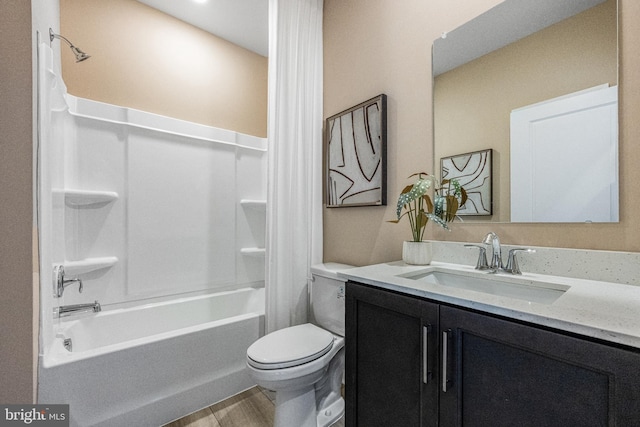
[442, 329, 451, 392]
[423, 325, 430, 384]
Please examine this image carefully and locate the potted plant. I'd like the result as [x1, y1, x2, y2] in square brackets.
[389, 172, 467, 265]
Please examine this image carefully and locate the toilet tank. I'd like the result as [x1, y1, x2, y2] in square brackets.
[310, 263, 354, 337]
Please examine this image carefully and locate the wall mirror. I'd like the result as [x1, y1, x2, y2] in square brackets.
[433, 0, 618, 223]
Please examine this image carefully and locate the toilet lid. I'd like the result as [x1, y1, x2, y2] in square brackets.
[247, 323, 334, 370]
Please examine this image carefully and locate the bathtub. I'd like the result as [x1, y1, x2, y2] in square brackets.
[38, 287, 265, 427]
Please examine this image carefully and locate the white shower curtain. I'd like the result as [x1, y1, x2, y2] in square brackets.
[265, 0, 324, 333]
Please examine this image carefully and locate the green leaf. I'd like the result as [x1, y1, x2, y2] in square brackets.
[433, 195, 445, 218]
[396, 178, 431, 219]
[389, 171, 467, 234]
[427, 213, 450, 231]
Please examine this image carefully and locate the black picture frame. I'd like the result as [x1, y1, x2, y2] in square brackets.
[325, 94, 387, 207]
[440, 148, 493, 215]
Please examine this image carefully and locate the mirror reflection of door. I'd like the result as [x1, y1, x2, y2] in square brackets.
[510, 85, 618, 222]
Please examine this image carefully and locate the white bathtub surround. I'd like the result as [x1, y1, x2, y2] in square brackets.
[38, 41, 266, 331]
[54, 95, 267, 305]
[340, 262, 640, 349]
[37, 43, 267, 425]
[429, 240, 640, 286]
[39, 288, 265, 427]
[266, 0, 324, 333]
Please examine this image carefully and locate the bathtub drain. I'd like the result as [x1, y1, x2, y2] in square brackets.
[63, 338, 72, 352]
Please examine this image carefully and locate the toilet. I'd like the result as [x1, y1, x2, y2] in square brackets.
[246, 262, 353, 427]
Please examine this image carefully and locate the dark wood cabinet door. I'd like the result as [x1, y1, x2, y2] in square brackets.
[346, 282, 439, 427]
[439, 305, 640, 427]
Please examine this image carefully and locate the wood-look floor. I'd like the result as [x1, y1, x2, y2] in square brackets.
[164, 386, 345, 427]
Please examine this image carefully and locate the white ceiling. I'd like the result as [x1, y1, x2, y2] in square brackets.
[136, 0, 269, 57]
[433, 0, 607, 76]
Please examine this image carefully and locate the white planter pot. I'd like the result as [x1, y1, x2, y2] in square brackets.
[402, 241, 433, 265]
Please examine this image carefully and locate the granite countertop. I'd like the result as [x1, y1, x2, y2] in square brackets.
[339, 261, 640, 349]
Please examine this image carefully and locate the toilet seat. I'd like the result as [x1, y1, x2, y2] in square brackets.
[247, 323, 334, 370]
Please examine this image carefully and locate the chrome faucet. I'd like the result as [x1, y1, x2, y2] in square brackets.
[470, 232, 535, 274]
[54, 301, 101, 318]
[482, 232, 502, 272]
[54, 265, 83, 298]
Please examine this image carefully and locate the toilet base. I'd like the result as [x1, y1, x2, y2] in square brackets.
[274, 385, 317, 427]
[317, 397, 345, 427]
[273, 385, 345, 427]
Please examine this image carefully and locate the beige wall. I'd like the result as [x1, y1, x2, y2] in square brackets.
[0, 1, 35, 403]
[434, 0, 617, 222]
[323, 0, 640, 266]
[61, 0, 268, 137]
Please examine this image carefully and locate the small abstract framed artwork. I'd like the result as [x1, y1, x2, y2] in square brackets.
[326, 94, 387, 207]
[441, 149, 493, 216]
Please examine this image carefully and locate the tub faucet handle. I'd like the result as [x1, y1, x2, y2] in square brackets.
[54, 265, 84, 298]
[72, 278, 84, 294]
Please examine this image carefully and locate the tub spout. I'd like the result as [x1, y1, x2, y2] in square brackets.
[54, 301, 101, 318]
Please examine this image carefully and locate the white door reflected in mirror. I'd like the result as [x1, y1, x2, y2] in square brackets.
[510, 85, 618, 223]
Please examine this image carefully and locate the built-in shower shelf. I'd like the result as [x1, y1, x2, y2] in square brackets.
[63, 257, 118, 276]
[54, 188, 119, 207]
[240, 247, 266, 257]
[240, 199, 267, 210]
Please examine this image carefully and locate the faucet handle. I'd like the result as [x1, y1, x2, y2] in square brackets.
[504, 248, 536, 275]
[465, 244, 490, 270]
[54, 265, 65, 298]
[53, 265, 84, 298]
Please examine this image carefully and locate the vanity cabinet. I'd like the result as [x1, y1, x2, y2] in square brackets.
[345, 281, 439, 427]
[345, 282, 439, 427]
[346, 281, 640, 427]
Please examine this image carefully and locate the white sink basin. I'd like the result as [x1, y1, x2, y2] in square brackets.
[400, 270, 570, 304]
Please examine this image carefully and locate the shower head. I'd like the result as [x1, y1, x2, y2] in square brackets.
[49, 28, 91, 63]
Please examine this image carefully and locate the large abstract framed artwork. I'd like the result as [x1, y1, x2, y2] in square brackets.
[441, 149, 492, 215]
[326, 94, 387, 207]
